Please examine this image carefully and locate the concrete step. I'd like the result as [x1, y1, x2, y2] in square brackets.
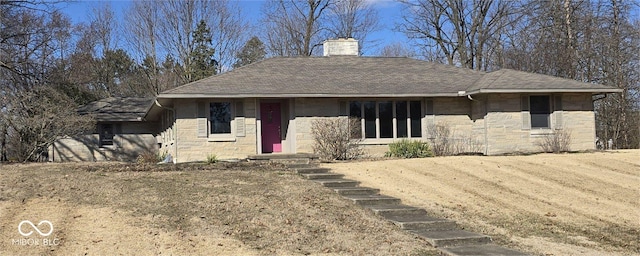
[332, 187, 380, 196]
[301, 173, 344, 180]
[365, 204, 428, 218]
[294, 167, 331, 174]
[248, 153, 318, 161]
[270, 158, 310, 165]
[410, 230, 492, 248]
[441, 244, 529, 256]
[286, 163, 317, 169]
[343, 194, 401, 206]
[313, 179, 360, 188]
[387, 214, 457, 231]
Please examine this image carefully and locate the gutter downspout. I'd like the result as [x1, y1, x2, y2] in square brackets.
[155, 100, 177, 163]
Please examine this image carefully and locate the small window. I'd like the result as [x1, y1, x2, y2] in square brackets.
[99, 124, 114, 147]
[210, 102, 231, 134]
[530, 96, 550, 128]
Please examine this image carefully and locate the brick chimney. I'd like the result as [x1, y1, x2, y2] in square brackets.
[323, 38, 359, 56]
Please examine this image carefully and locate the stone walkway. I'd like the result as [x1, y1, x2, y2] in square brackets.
[288, 160, 528, 256]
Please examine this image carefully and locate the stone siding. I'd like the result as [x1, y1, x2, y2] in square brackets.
[168, 93, 597, 160]
[51, 122, 158, 162]
[485, 93, 596, 155]
[293, 98, 341, 154]
[173, 98, 257, 162]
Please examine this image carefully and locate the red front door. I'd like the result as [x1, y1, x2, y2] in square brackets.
[260, 103, 282, 153]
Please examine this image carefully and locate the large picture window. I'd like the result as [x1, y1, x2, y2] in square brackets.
[349, 100, 422, 139]
[530, 96, 550, 128]
[210, 102, 231, 134]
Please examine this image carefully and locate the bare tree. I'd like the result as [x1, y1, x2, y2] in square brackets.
[378, 42, 416, 57]
[126, 0, 248, 84]
[326, 0, 380, 51]
[262, 0, 332, 56]
[398, 0, 520, 71]
[208, 0, 250, 73]
[124, 1, 162, 94]
[501, 0, 639, 149]
[88, 2, 117, 56]
[0, 2, 96, 162]
[5, 87, 94, 162]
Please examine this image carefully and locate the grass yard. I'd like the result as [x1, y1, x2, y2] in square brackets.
[327, 150, 640, 256]
[0, 162, 437, 255]
[1, 150, 637, 255]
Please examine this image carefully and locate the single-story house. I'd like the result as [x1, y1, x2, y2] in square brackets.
[54, 38, 621, 163]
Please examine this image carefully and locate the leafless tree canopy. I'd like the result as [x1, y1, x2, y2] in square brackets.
[399, 0, 639, 148]
[398, 0, 520, 71]
[262, 0, 332, 56]
[262, 0, 380, 56]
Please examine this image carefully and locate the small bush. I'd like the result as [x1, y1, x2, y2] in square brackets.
[206, 153, 218, 164]
[429, 123, 454, 156]
[311, 117, 364, 161]
[386, 139, 434, 158]
[136, 150, 163, 164]
[537, 129, 572, 153]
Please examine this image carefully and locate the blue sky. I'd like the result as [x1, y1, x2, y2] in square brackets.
[60, 0, 409, 56]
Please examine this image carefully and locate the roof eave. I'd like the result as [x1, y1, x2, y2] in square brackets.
[157, 93, 461, 98]
[96, 118, 146, 122]
[465, 88, 623, 95]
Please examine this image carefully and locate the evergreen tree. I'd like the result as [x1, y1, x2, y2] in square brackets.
[188, 20, 217, 82]
[233, 36, 266, 68]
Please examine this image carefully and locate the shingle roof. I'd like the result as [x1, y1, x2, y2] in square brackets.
[160, 56, 485, 98]
[79, 97, 154, 122]
[159, 56, 621, 98]
[467, 69, 621, 94]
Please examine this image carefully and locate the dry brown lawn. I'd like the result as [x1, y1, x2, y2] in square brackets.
[0, 162, 438, 255]
[326, 150, 640, 256]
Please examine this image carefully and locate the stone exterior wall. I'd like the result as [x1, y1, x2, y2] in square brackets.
[555, 93, 596, 151]
[51, 122, 158, 162]
[429, 97, 485, 154]
[484, 93, 596, 155]
[167, 93, 596, 161]
[172, 98, 258, 162]
[293, 98, 341, 154]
